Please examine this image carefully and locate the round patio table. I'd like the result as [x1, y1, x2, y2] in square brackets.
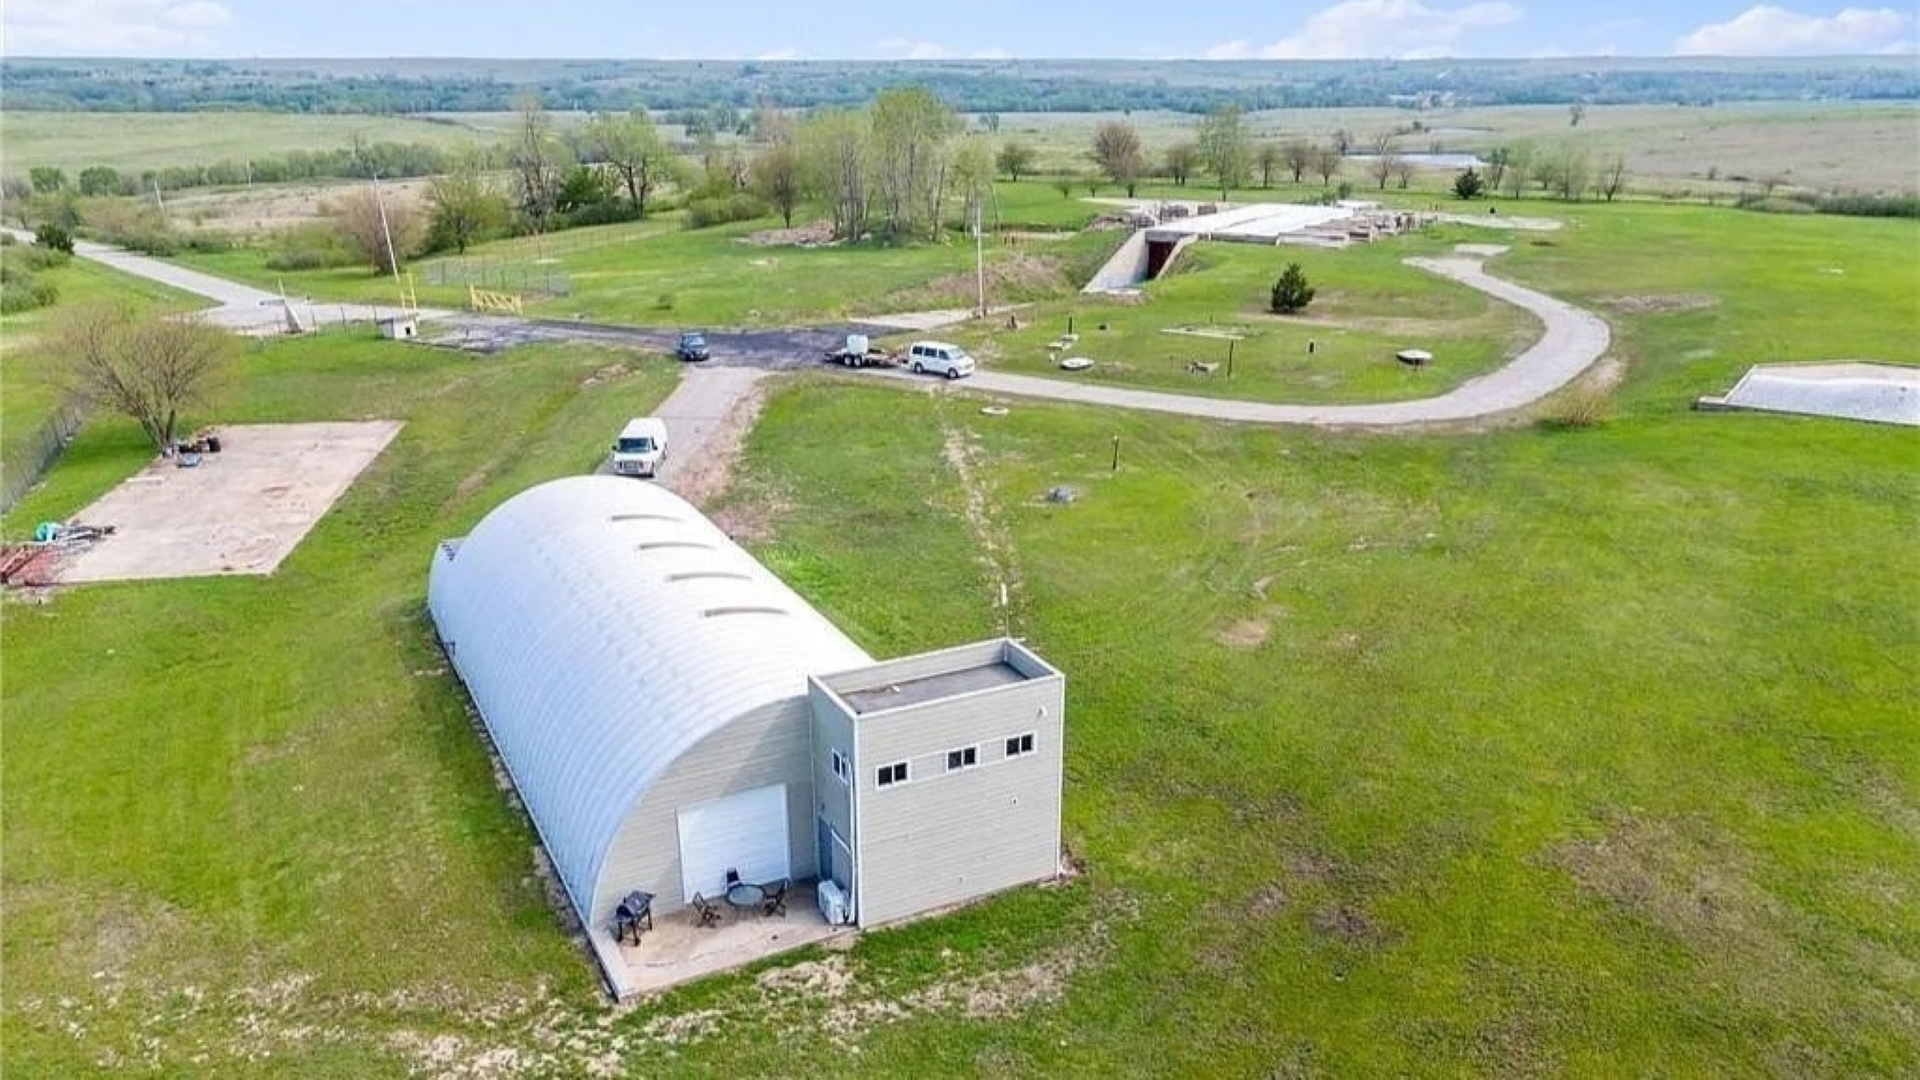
[725, 882, 765, 911]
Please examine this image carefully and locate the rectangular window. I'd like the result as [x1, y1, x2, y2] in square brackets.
[830, 748, 851, 784]
[946, 746, 978, 772]
[877, 762, 908, 787]
[1005, 733, 1036, 757]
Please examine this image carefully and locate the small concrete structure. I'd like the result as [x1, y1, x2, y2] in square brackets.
[1697, 361, 1919, 426]
[377, 314, 419, 340]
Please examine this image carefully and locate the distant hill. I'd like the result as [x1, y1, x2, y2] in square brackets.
[2, 56, 1914, 115]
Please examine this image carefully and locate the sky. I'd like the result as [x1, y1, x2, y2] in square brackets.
[3, 1, 1917, 60]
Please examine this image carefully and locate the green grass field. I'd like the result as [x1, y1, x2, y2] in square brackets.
[176, 186, 1116, 328]
[942, 226, 1534, 404]
[2, 196, 1916, 1076]
[0, 112, 524, 174]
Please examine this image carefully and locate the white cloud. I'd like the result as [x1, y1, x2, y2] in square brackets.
[1204, 40, 1254, 59]
[1674, 5, 1916, 55]
[3, 0, 232, 53]
[1204, 0, 1524, 60]
[873, 37, 950, 60]
[755, 49, 800, 61]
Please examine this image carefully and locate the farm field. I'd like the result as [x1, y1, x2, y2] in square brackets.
[2, 194, 1917, 1078]
[0, 111, 526, 174]
[995, 100, 1920, 195]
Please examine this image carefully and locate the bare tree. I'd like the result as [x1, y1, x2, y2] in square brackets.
[950, 136, 996, 231]
[588, 109, 672, 218]
[1330, 128, 1355, 154]
[1391, 156, 1419, 190]
[1484, 146, 1511, 192]
[509, 94, 566, 233]
[1164, 141, 1200, 187]
[1568, 102, 1587, 127]
[1368, 133, 1400, 191]
[870, 86, 960, 240]
[751, 141, 803, 227]
[1255, 142, 1282, 187]
[1549, 143, 1591, 201]
[1198, 105, 1252, 197]
[1598, 154, 1629, 202]
[1091, 120, 1145, 197]
[331, 185, 422, 273]
[1310, 143, 1344, 187]
[54, 304, 236, 452]
[1281, 139, 1313, 183]
[1501, 143, 1534, 199]
[798, 108, 869, 240]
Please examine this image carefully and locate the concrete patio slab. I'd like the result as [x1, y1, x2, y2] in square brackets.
[54, 421, 402, 583]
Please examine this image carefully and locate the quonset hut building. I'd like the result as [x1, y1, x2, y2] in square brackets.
[428, 476, 1064, 996]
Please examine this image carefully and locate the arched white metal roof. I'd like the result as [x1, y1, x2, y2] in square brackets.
[427, 476, 872, 919]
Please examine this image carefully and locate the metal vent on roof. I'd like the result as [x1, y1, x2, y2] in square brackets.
[666, 570, 753, 583]
[635, 540, 716, 553]
[701, 605, 788, 619]
[609, 513, 681, 523]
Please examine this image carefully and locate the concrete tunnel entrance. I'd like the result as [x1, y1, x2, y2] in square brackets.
[1145, 238, 1179, 279]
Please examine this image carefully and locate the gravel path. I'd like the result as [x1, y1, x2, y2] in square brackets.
[48, 235, 448, 333]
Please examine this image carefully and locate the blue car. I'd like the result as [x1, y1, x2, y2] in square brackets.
[675, 331, 711, 362]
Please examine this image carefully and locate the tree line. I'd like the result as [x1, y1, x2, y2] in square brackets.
[4, 57, 1914, 116]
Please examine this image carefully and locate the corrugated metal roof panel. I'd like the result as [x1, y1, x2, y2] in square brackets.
[427, 476, 873, 922]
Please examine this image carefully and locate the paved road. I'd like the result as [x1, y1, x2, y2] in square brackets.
[52, 234, 1610, 429]
[50, 235, 448, 334]
[870, 256, 1612, 428]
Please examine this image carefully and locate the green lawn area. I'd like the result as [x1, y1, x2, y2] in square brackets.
[940, 224, 1535, 404]
[3, 199, 1916, 1076]
[175, 185, 1117, 330]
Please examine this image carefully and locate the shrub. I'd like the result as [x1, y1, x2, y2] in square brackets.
[1454, 167, 1485, 199]
[1541, 384, 1612, 430]
[0, 263, 59, 313]
[685, 193, 768, 229]
[33, 222, 74, 254]
[1270, 262, 1315, 314]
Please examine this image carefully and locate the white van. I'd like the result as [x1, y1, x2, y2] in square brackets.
[906, 340, 976, 379]
[610, 417, 668, 478]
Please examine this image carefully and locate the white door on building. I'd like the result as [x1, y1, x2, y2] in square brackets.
[677, 784, 790, 903]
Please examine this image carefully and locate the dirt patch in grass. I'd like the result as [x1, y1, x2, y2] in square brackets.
[669, 377, 770, 511]
[1599, 293, 1718, 315]
[886, 253, 1069, 310]
[738, 220, 837, 247]
[1310, 904, 1393, 946]
[1215, 618, 1271, 649]
[1549, 812, 1779, 940]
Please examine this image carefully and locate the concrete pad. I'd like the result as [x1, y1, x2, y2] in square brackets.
[1454, 243, 1511, 257]
[1708, 361, 1919, 426]
[607, 881, 851, 997]
[55, 421, 402, 583]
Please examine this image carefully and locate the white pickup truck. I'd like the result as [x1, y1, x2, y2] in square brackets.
[609, 417, 668, 478]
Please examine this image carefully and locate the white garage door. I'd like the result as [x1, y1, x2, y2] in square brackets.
[677, 784, 790, 903]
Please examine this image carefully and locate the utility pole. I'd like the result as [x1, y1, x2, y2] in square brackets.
[371, 172, 402, 299]
[972, 199, 987, 318]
